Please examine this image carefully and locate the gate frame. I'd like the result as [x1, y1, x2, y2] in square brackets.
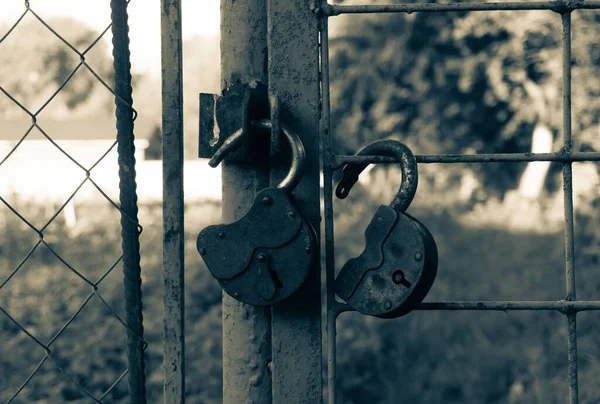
[161, 1, 600, 404]
[320, 2, 600, 404]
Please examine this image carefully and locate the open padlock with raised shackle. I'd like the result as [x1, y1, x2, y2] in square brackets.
[335, 140, 438, 318]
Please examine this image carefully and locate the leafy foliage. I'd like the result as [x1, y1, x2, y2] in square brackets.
[0, 202, 223, 403]
[0, 17, 116, 118]
[330, 1, 600, 194]
[3, 197, 600, 403]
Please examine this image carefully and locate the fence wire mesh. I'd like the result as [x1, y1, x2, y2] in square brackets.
[319, 2, 600, 404]
[0, 1, 145, 403]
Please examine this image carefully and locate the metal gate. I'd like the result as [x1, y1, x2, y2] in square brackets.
[322, 2, 600, 403]
[161, 1, 600, 403]
[3, 0, 600, 403]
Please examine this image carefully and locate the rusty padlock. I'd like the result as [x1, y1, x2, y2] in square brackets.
[335, 140, 438, 318]
[197, 119, 317, 305]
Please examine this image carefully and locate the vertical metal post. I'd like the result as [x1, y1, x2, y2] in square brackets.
[319, 4, 337, 403]
[161, 0, 185, 403]
[220, 1, 272, 403]
[561, 11, 579, 404]
[110, 1, 146, 402]
[268, 1, 322, 402]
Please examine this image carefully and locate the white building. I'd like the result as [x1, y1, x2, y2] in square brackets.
[0, 117, 222, 210]
[0, 117, 150, 203]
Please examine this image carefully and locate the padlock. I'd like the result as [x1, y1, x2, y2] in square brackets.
[197, 119, 317, 305]
[335, 140, 438, 318]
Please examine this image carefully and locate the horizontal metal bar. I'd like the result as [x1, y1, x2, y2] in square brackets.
[336, 301, 600, 315]
[325, 1, 600, 16]
[418, 301, 600, 312]
[331, 151, 600, 168]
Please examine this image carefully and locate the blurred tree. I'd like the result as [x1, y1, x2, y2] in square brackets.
[0, 17, 116, 118]
[330, 0, 600, 196]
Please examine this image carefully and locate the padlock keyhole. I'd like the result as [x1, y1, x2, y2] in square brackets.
[270, 268, 284, 290]
[392, 270, 412, 288]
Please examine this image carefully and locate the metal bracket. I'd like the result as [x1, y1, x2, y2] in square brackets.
[199, 81, 271, 163]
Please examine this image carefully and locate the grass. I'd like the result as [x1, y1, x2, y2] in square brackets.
[1, 191, 599, 403]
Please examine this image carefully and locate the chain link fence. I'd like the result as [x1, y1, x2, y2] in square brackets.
[0, 0, 145, 402]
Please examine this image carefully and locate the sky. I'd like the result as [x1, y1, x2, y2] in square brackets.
[2, 0, 220, 76]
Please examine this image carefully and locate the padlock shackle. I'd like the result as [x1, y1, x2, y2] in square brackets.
[335, 139, 418, 213]
[208, 119, 306, 193]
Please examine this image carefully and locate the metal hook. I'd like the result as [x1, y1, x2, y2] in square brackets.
[208, 119, 306, 193]
[335, 139, 418, 213]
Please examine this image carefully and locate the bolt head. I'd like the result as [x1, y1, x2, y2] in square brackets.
[384, 301, 392, 310]
[262, 195, 273, 205]
[376, 216, 383, 223]
[199, 248, 206, 255]
[218, 232, 225, 238]
[306, 246, 312, 254]
[258, 253, 267, 262]
[414, 252, 423, 261]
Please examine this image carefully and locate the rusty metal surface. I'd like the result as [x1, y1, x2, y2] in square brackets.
[336, 139, 418, 213]
[336, 207, 438, 319]
[161, 0, 185, 402]
[389, 213, 438, 318]
[199, 114, 317, 305]
[325, 0, 600, 15]
[560, 11, 579, 404]
[317, 6, 339, 403]
[199, 82, 271, 163]
[214, 214, 316, 305]
[336, 300, 600, 313]
[198, 186, 316, 305]
[199, 188, 303, 279]
[333, 140, 437, 318]
[220, 1, 272, 403]
[332, 151, 600, 169]
[199, 90, 244, 159]
[335, 206, 396, 300]
[241, 82, 271, 161]
[268, 0, 323, 402]
[269, 94, 281, 156]
[208, 120, 307, 193]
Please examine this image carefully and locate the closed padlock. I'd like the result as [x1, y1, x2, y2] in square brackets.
[197, 119, 317, 306]
[335, 140, 438, 318]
